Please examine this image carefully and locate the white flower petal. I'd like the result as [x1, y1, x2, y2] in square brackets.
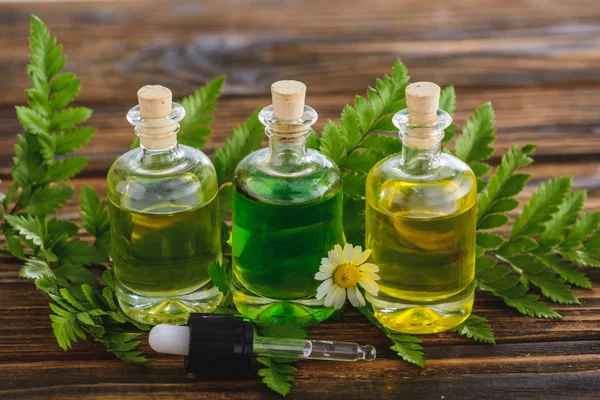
[354, 287, 366, 307]
[347, 287, 359, 307]
[334, 244, 345, 263]
[351, 246, 363, 264]
[316, 278, 334, 299]
[334, 287, 347, 310]
[360, 271, 380, 281]
[315, 271, 333, 281]
[328, 247, 342, 266]
[355, 249, 372, 265]
[359, 263, 379, 273]
[343, 244, 354, 264]
[320, 259, 336, 272]
[324, 285, 337, 307]
[359, 277, 379, 296]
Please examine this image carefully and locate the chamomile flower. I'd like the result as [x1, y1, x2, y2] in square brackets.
[315, 244, 380, 310]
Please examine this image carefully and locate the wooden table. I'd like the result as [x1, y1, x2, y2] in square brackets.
[1, 1, 599, 398]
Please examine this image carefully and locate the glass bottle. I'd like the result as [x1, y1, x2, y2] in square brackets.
[231, 80, 343, 327]
[107, 85, 222, 325]
[365, 82, 477, 334]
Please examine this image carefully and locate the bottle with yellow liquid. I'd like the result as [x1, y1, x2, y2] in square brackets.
[107, 85, 222, 325]
[365, 82, 477, 334]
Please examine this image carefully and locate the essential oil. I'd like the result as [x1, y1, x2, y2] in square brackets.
[107, 85, 222, 325]
[231, 81, 343, 327]
[233, 190, 343, 298]
[365, 82, 477, 334]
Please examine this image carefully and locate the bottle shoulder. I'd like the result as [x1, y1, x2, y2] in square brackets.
[233, 148, 342, 205]
[366, 153, 477, 217]
[107, 145, 218, 212]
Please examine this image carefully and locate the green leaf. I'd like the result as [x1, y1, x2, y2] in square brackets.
[439, 85, 455, 116]
[477, 144, 534, 226]
[361, 134, 403, 157]
[25, 184, 74, 215]
[499, 236, 538, 256]
[388, 334, 425, 367]
[561, 211, 600, 249]
[257, 357, 297, 397]
[533, 251, 592, 289]
[50, 107, 92, 131]
[438, 85, 456, 142]
[50, 313, 86, 350]
[558, 249, 600, 268]
[47, 218, 79, 241]
[54, 238, 108, 266]
[339, 105, 361, 150]
[511, 177, 572, 238]
[503, 295, 561, 319]
[44, 157, 87, 182]
[476, 232, 505, 250]
[54, 263, 97, 285]
[16, 106, 48, 134]
[455, 102, 496, 164]
[470, 162, 492, 179]
[178, 76, 225, 149]
[479, 214, 510, 230]
[507, 255, 579, 305]
[207, 260, 230, 295]
[12, 133, 47, 186]
[5, 234, 26, 259]
[539, 190, 586, 247]
[50, 75, 81, 110]
[489, 198, 520, 214]
[450, 314, 495, 344]
[476, 257, 561, 319]
[19, 257, 53, 280]
[354, 95, 373, 132]
[5, 214, 44, 247]
[343, 150, 379, 174]
[319, 120, 346, 165]
[79, 184, 110, 246]
[306, 130, 320, 150]
[54, 127, 96, 154]
[213, 108, 263, 185]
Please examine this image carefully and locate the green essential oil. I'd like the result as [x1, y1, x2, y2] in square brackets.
[108, 176, 223, 326]
[232, 189, 343, 326]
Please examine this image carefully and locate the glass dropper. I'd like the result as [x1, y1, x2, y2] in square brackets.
[148, 314, 375, 376]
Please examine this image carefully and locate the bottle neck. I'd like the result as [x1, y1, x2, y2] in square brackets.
[140, 141, 182, 166]
[267, 132, 308, 167]
[400, 128, 443, 171]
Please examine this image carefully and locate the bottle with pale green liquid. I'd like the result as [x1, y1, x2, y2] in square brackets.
[107, 85, 222, 325]
[231, 81, 343, 326]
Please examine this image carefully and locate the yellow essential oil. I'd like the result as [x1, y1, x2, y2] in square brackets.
[365, 82, 477, 334]
[107, 85, 222, 325]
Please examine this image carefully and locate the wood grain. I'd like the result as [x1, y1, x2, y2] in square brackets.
[1, 0, 599, 399]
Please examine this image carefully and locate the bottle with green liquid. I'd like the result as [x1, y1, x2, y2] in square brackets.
[232, 80, 343, 327]
[107, 85, 222, 325]
[365, 82, 477, 334]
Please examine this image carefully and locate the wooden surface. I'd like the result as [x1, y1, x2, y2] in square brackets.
[1, 0, 600, 398]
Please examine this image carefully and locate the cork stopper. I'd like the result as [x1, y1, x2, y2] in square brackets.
[405, 82, 440, 125]
[271, 80, 306, 121]
[134, 85, 178, 150]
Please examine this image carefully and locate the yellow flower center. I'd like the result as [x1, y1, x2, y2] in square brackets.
[333, 263, 360, 288]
